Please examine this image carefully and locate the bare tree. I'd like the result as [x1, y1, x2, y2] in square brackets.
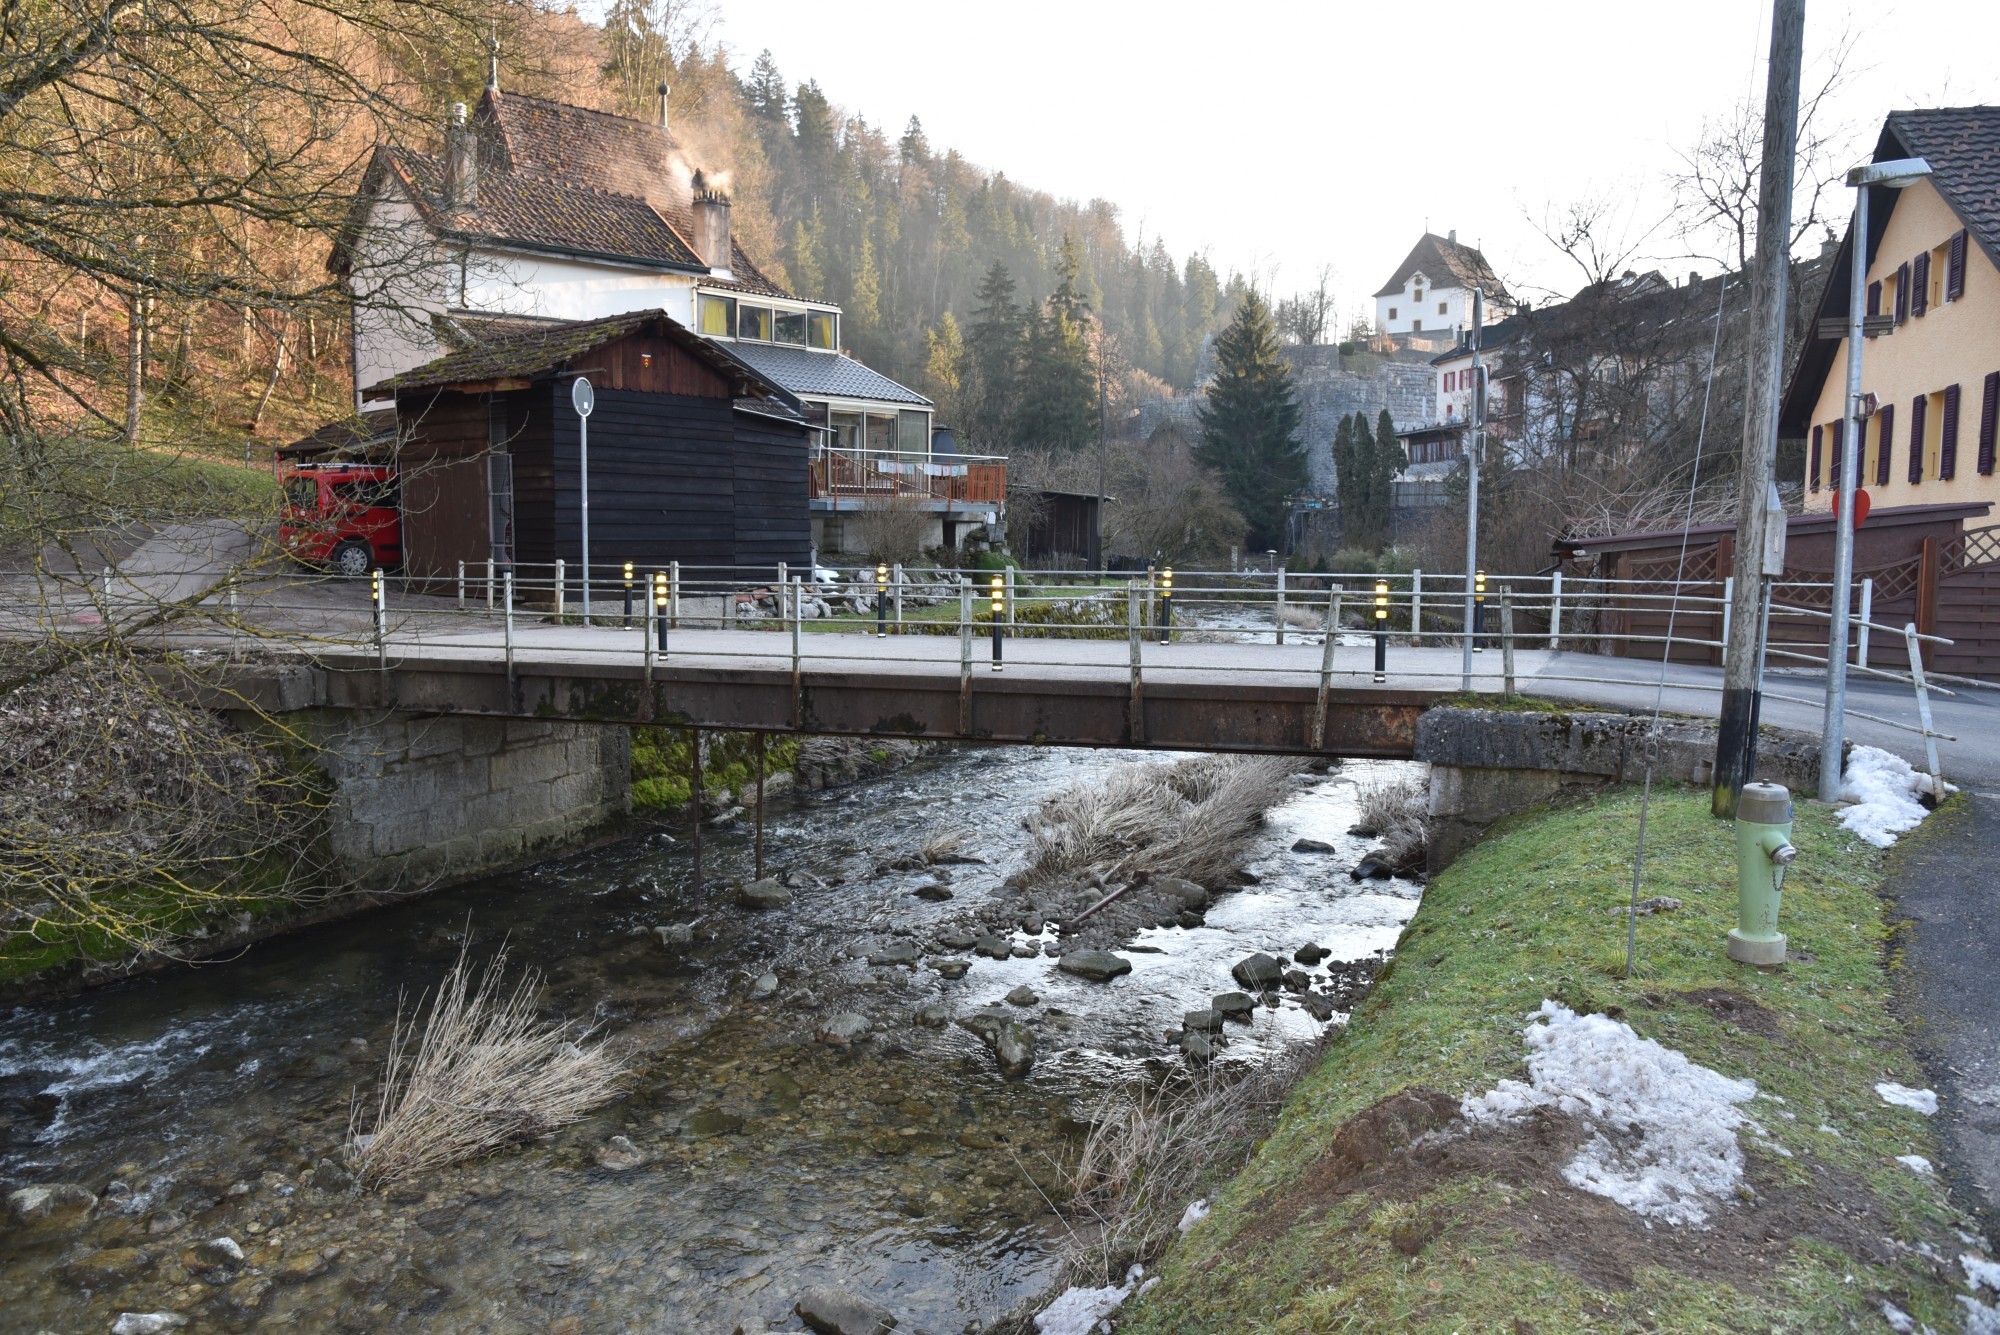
[1275, 264, 1337, 345]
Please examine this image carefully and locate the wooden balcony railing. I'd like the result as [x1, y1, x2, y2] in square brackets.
[809, 447, 1007, 505]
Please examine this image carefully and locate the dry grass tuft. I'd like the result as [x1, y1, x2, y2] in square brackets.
[1356, 770, 1430, 867]
[1019, 754, 1293, 891]
[348, 945, 628, 1186]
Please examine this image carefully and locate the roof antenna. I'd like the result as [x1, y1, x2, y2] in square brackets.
[485, 31, 500, 93]
[657, 80, 670, 132]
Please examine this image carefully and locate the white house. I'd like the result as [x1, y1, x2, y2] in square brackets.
[1372, 231, 1515, 352]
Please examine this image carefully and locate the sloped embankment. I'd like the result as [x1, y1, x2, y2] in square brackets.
[1118, 785, 1996, 1334]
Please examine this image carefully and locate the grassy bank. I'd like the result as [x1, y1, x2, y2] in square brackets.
[1120, 785, 1981, 1333]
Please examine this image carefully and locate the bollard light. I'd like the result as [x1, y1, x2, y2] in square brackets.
[1473, 568, 1488, 653]
[653, 570, 669, 652]
[622, 561, 635, 628]
[1159, 567, 1174, 645]
[989, 572, 1005, 671]
[1373, 578, 1389, 682]
[876, 563, 890, 637]
[370, 568, 383, 604]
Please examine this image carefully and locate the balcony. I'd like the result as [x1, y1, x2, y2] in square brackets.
[808, 447, 1007, 511]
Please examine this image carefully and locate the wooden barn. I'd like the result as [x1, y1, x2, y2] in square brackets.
[370, 310, 813, 586]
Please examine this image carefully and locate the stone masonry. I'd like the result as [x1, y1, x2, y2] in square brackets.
[307, 711, 631, 891]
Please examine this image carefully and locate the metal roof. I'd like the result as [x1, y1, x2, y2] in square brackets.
[719, 341, 932, 408]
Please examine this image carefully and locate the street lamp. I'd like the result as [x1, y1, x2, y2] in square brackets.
[1821, 157, 1930, 803]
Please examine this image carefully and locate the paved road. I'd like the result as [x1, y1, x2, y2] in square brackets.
[1882, 786, 2000, 1249]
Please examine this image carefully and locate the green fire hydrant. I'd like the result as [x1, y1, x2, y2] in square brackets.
[1727, 781, 1799, 965]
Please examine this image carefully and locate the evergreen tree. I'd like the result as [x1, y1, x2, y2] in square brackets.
[966, 262, 1023, 449]
[1333, 412, 1363, 544]
[745, 50, 788, 123]
[1370, 409, 1407, 551]
[1016, 299, 1096, 452]
[923, 312, 967, 428]
[788, 213, 827, 300]
[1194, 292, 1305, 552]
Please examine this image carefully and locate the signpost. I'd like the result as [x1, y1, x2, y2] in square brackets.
[572, 377, 595, 620]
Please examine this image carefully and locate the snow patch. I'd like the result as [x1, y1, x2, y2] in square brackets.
[1876, 1082, 1939, 1115]
[1177, 1198, 1210, 1234]
[1035, 1265, 1143, 1335]
[1461, 1001, 1756, 1226]
[1837, 746, 1939, 847]
[1960, 1295, 2000, 1335]
[1896, 1153, 1935, 1176]
[1965, 1253, 2000, 1293]
[1879, 1300, 1915, 1333]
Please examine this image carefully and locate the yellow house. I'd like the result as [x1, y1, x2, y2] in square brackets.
[1781, 107, 2000, 512]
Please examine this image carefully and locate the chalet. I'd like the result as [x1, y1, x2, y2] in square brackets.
[367, 310, 814, 582]
[1372, 231, 1515, 353]
[331, 72, 1000, 557]
[1781, 106, 2000, 520]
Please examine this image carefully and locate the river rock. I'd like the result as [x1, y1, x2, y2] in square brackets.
[308, 1158, 352, 1192]
[686, 1108, 745, 1137]
[866, 943, 919, 967]
[994, 1022, 1036, 1079]
[1231, 953, 1284, 989]
[1183, 1008, 1222, 1033]
[1282, 968, 1311, 993]
[1155, 876, 1208, 908]
[934, 959, 970, 980]
[1010, 943, 1039, 958]
[817, 1013, 871, 1047]
[973, 935, 1012, 960]
[1004, 984, 1039, 1007]
[1292, 837, 1338, 853]
[1294, 943, 1330, 966]
[59, 1245, 149, 1288]
[937, 929, 978, 950]
[914, 1003, 951, 1028]
[112, 1315, 188, 1335]
[594, 1135, 647, 1170]
[654, 923, 695, 947]
[794, 1283, 899, 1335]
[1300, 992, 1338, 1021]
[1348, 823, 1380, 838]
[197, 1236, 246, 1265]
[1348, 857, 1393, 881]
[1181, 1030, 1214, 1061]
[749, 971, 780, 999]
[7, 1182, 95, 1227]
[739, 879, 793, 910]
[912, 882, 953, 901]
[957, 1008, 1009, 1043]
[783, 869, 827, 890]
[144, 1210, 186, 1236]
[1213, 991, 1256, 1021]
[1056, 950, 1132, 982]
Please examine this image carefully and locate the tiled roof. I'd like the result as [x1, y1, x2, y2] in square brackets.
[1884, 106, 2000, 270]
[1374, 232, 1513, 302]
[279, 408, 399, 459]
[366, 309, 796, 411]
[721, 341, 933, 407]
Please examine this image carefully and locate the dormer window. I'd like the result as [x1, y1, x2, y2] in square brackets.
[774, 310, 806, 346]
[808, 311, 836, 350]
[738, 304, 773, 341]
[698, 293, 734, 336]
[700, 290, 837, 349]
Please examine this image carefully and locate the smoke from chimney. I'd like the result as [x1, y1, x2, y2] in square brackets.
[690, 169, 732, 272]
[445, 102, 477, 209]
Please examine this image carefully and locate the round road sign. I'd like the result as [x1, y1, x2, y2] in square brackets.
[571, 376, 595, 418]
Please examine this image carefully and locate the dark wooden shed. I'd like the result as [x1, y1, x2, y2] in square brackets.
[371, 310, 812, 588]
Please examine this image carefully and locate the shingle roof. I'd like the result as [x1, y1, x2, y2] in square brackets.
[723, 341, 933, 407]
[1373, 232, 1513, 302]
[365, 309, 797, 411]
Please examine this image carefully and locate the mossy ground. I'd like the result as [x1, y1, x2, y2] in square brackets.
[1120, 785, 1979, 1334]
[629, 727, 800, 811]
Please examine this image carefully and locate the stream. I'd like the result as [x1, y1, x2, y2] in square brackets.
[0, 746, 1425, 1333]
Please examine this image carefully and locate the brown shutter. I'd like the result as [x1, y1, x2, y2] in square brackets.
[1895, 263, 1911, 322]
[1810, 425, 1822, 491]
[1830, 419, 1844, 487]
[1980, 371, 2000, 476]
[1941, 383, 1961, 480]
[1875, 403, 1894, 486]
[1867, 280, 1881, 316]
[1913, 252, 1930, 316]
[1947, 229, 1968, 300]
[1909, 395, 1927, 483]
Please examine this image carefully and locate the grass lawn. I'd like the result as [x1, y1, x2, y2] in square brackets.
[1120, 785, 1984, 1334]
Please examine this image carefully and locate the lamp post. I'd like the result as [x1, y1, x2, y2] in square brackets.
[571, 376, 595, 620]
[1820, 156, 1931, 803]
[1461, 287, 1484, 690]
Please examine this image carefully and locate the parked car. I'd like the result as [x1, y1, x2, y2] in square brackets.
[278, 463, 402, 576]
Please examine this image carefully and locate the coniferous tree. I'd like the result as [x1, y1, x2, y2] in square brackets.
[923, 312, 967, 428]
[1370, 409, 1407, 552]
[1016, 235, 1097, 452]
[1195, 292, 1306, 552]
[966, 262, 1024, 449]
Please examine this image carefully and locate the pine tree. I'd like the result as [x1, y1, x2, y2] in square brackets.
[1333, 412, 1363, 545]
[923, 312, 967, 428]
[746, 50, 788, 123]
[788, 212, 827, 300]
[1016, 300, 1096, 453]
[1370, 409, 1407, 552]
[966, 262, 1023, 449]
[1194, 292, 1305, 553]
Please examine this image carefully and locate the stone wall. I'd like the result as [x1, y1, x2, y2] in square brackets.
[1415, 706, 1827, 871]
[304, 711, 631, 891]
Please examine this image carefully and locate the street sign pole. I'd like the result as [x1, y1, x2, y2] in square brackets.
[572, 377, 595, 621]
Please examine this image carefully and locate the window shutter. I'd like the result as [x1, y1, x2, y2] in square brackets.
[1909, 395, 1927, 483]
[1875, 403, 1894, 486]
[1867, 280, 1882, 316]
[1947, 229, 1968, 300]
[1913, 252, 1930, 316]
[1941, 383, 1961, 480]
[1980, 371, 2000, 476]
[1830, 419, 1844, 486]
[1810, 425, 1822, 491]
[1895, 263, 1910, 323]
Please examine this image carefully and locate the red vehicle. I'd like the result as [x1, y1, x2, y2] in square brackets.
[279, 463, 402, 577]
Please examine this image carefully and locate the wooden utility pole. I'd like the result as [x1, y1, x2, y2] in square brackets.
[1713, 0, 1805, 819]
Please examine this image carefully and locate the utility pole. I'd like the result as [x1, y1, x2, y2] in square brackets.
[1712, 0, 1805, 819]
[1460, 288, 1483, 691]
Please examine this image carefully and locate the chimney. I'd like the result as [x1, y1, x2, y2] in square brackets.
[1689, 271, 1701, 290]
[690, 169, 731, 272]
[444, 102, 477, 209]
[656, 80, 670, 131]
[1448, 229, 1457, 244]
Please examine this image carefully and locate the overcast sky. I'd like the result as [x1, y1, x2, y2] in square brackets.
[708, 0, 2000, 321]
